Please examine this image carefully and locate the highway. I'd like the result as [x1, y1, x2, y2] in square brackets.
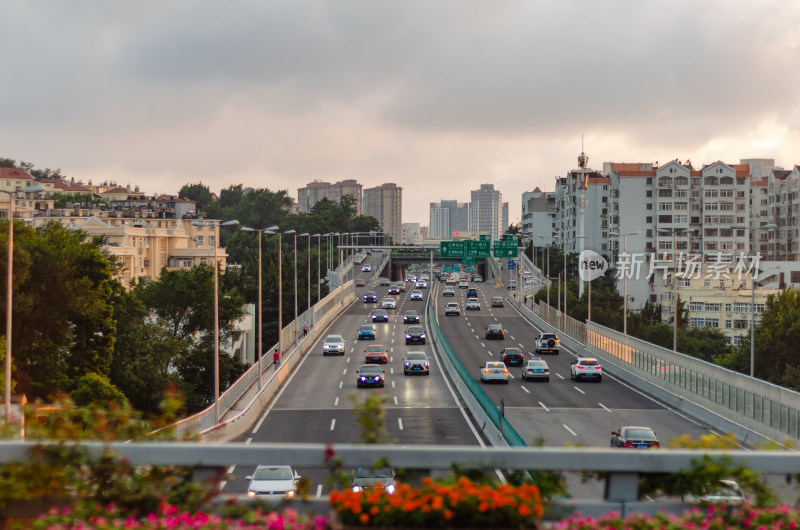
[221, 253, 718, 497]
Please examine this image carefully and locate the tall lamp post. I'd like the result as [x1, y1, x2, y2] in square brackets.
[241, 224, 278, 390]
[577, 235, 592, 322]
[300, 233, 310, 320]
[657, 227, 692, 352]
[3, 193, 13, 422]
[731, 222, 777, 377]
[312, 234, 321, 304]
[283, 230, 297, 340]
[610, 230, 640, 335]
[192, 219, 239, 424]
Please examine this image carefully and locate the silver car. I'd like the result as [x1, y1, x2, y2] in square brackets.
[322, 334, 345, 356]
[521, 359, 550, 381]
[246, 465, 300, 499]
[403, 351, 430, 375]
[409, 290, 423, 301]
[382, 297, 397, 309]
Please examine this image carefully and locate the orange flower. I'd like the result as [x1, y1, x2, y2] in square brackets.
[370, 506, 379, 516]
[359, 513, 369, 524]
[443, 509, 453, 520]
[519, 504, 532, 517]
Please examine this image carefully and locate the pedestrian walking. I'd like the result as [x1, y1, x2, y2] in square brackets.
[303, 324, 308, 337]
[273, 348, 281, 368]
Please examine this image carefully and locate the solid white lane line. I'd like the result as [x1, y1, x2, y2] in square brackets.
[599, 402, 612, 412]
[398, 418, 404, 430]
[573, 386, 585, 394]
[330, 419, 336, 431]
[539, 402, 550, 412]
[521, 386, 530, 394]
[334, 397, 339, 406]
[563, 424, 577, 436]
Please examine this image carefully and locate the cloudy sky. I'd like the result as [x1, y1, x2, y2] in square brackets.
[2, 1, 800, 225]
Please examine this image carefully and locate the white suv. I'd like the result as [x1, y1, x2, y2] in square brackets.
[570, 357, 602, 382]
[444, 302, 460, 316]
[322, 334, 345, 356]
[535, 333, 560, 354]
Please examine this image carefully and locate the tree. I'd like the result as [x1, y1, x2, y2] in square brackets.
[1, 221, 116, 400]
[108, 283, 190, 414]
[178, 183, 216, 215]
[71, 373, 127, 406]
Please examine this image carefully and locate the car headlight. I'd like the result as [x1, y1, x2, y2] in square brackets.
[385, 484, 396, 494]
[360, 376, 366, 381]
[405, 334, 411, 339]
[287, 490, 296, 497]
[420, 334, 426, 339]
[404, 361, 410, 366]
[323, 343, 329, 348]
[373, 376, 381, 381]
[352, 485, 363, 492]
[424, 362, 429, 367]
[247, 491, 255, 497]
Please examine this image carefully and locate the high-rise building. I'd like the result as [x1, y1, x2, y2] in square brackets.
[363, 183, 402, 244]
[521, 188, 556, 246]
[297, 179, 362, 214]
[469, 184, 503, 240]
[429, 200, 469, 239]
[401, 223, 423, 245]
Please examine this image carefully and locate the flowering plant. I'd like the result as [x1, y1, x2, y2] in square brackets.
[31, 503, 328, 530]
[559, 504, 800, 529]
[330, 476, 542, 528]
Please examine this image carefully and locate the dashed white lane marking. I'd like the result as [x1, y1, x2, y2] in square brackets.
[521, 386, 530, 394]
[334, 397, 339, 406]
[563, 424, 577, 436]
[599, 402, 612, 412]
[539, 402, 550, 412]
[316, 485, 323, 498]
[391, 381, 396, 388]
[398, 418, 404, 430]
[342, 369, 347, 375]
[338, 381, 343, 389]
[573, 386, 585, 394]
[330, 419, 336, 431]
[556, 373, 565, 380]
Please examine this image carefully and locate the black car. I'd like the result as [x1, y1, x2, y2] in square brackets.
[405, 326, 426, 345]
[356, 365, 386, 388]
[610, 426, 660, 449]
[363, 291, 378, 303]
[485, 324, 505, 340]
[501, 347, 524, 366]
[403, 310, 420, 323]
[371, 309, 389, 322]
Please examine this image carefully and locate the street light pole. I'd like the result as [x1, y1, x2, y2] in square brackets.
[4, 193, 13, 422]
[658, 228, 691, 352]
[192, 219, 238, 424]
[577, 235, 591, 322]
[315, 234, 322, 303]
[732, 222, 777, 377]
[300, 233, 310, 319]
[611, 231, 639, 335]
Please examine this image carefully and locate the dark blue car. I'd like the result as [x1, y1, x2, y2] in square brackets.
[363, 291, 378, 303]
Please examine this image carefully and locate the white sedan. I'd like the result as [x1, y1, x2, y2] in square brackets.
[479, 361, 509, 383]
[409, 290, 424, 301]
[382, 297, 397, 309]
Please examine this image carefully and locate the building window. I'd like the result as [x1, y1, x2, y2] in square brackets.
[690, 301, 705, 311]
[646, 216, 652, 223]
[725, 320, 732, 329]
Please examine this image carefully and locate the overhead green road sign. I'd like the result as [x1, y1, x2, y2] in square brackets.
[443, 265, 460, 272]
[440, 240, 466, 259]
[465, 240, 490, 259]
[462, 256, 476, 265]
[479, 234, 490, 241]
[492, 241, 519, 258]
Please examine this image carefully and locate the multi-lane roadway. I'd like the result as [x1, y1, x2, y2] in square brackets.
[223, 253, 717, 497]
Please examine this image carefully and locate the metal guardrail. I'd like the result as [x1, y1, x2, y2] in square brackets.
[4, 441, 797, 511]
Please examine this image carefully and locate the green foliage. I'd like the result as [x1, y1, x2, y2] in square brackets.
[0, 398, 218, 516]
[349, 393, 391, 444]
[178, 182, 216, 216]
[50, 192, 109, 208]
[2, 221, 116, 400]
[71, 373, 127, 407]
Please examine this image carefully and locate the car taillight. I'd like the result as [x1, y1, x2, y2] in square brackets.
[651, 442, 660, 448]
[544, 368, 550, 372]
[622, 441, 634, 447]
[502, 369, 508, 373]
[484, 369, 491, 373]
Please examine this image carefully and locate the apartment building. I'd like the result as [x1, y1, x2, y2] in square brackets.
[469, 184, 504, 241]
[297, 179, 363, 214]
[362, 183, 402, 244]
[521, 188, 556, 246]
[401, 223, 423, 245]
[767, 166, 800, 261]
[429, 200, 469, 239]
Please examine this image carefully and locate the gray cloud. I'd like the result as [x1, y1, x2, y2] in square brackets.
[2, 0, 799, 224]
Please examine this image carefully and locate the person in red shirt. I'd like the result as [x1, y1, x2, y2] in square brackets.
[273, 348, 280, 367]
